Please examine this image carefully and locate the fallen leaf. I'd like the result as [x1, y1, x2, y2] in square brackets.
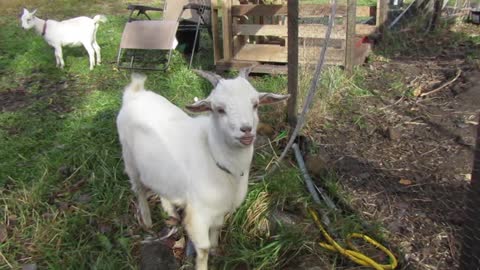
[413, 87, 423, 97]
[399, 179, 414, 185]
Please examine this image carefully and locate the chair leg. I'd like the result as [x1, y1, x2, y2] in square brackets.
[189, 20, 202, 69]
[164, 48, 174, 71]
[116, 48, 123, 67]
[129, 55, 135, 69]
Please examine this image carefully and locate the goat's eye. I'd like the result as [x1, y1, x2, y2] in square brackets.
[253, 103, 258, 109]
[217, 108, 226, 114]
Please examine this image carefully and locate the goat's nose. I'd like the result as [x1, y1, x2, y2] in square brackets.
[240, 126, 252, 133]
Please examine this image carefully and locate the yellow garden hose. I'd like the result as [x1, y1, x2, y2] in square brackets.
[308, 207, 398, 270]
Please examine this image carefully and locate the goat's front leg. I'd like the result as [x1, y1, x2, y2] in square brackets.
[209, 226, 222, 257]
[83, 43, 95, 70]
[209, 215, 224, 250]
[54, 46, 64, 69]
[184, 206, 210, 270]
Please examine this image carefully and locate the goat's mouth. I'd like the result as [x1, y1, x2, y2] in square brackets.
[238, 135, 255, 146]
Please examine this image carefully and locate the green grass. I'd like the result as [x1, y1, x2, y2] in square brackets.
[0, 1, 319, 269]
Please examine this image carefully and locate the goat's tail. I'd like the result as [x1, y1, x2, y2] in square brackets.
[123, 73, 147, 102]
[93, 15, 107, 24]
[126, 73, 147, 92]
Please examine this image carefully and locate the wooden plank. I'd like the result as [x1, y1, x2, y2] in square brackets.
[301, 5, 375, 17]
[233, 15, 247, 56]
[300, 4, 346, 17]
[233, 24, 377, 38]
[232, 4, 288, 16]
[357, 6, 377, 17]
[234, 44, 344, 63]
[345, 0, 357, 73]
[288, 0, 299, 127]
[216, 59, 343, 74]
[231, 4, 376, 17]
[222, 0, 233, 61]
[356, 24, 377, 36]
[235, 44, 286, 62]
[216, 59, 288, 74]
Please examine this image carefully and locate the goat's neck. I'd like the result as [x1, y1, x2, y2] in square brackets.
[207, 123, 253, 178]
[33, 17, 46, 35]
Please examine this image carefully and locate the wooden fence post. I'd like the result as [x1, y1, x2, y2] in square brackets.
[222, 0, 233, 62]
[376, 0, 388, 32]
[345, 0, 357, 73]
[211, 0, 220, 64]
[287, 0, 299, 128]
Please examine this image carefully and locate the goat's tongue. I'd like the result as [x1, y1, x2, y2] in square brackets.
[239, 136, 254, 145]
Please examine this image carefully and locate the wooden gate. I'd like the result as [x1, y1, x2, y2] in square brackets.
[211, 0, 387, 74]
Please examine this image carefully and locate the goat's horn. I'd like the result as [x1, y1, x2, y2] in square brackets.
[238, 64, 257, 79]
[193, 70, 222, 86]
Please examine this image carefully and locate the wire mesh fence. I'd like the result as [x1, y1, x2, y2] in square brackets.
[460, 117, 480, 270]
[293, 0, 480, 268]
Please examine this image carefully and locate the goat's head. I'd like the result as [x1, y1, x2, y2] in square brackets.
[20, 8, 37, 30]
[188, 68, 289, 148]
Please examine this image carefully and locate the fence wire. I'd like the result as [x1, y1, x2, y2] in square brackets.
[460, 117, 480, 270]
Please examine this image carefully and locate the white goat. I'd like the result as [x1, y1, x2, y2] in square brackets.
[20, 8, 107, 70]
[116, 71, 289, 270]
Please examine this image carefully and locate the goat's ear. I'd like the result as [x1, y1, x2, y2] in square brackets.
[193, 70, 222, 87]
[259, 93, 290, 105]
[185, 99, 212, 113]
[31, 9, 37, 15]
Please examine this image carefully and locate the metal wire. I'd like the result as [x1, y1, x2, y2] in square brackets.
[262, 0, 337, 178]
[460, 114, 480, 270]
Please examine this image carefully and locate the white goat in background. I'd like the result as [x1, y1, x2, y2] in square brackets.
[20, 8, 107, 70]
[116, 70, 289, 270]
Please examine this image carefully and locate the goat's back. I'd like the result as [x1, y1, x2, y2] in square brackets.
[46, 17, 97, 45]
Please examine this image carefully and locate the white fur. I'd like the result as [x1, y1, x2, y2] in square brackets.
[20, 8, 107, 70]
[116, 72, 288, 270]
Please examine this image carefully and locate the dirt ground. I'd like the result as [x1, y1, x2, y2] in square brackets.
[304, 27, 480, 269]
